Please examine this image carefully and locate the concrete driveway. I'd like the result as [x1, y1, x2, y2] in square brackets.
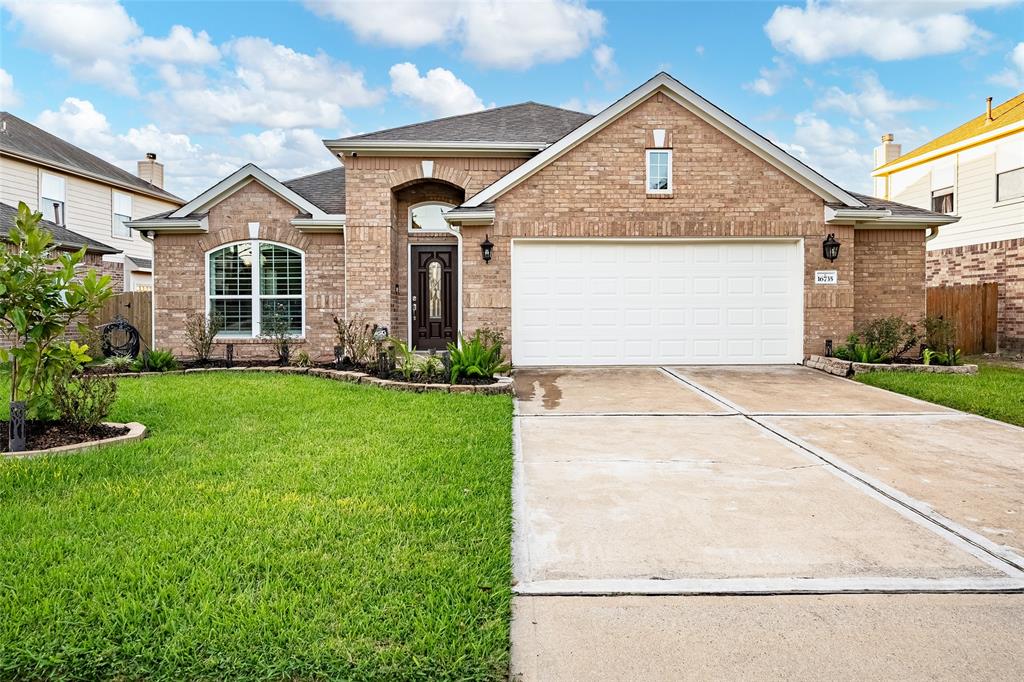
[511, 366, 1024, 680]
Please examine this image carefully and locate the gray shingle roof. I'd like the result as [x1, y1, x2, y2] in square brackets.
[0, 202, 119, 254]
[283, 167, 346, 214]
[838, 192, 956, 221]
[329, 102, 592, 144]
[0, 111, 182, 203]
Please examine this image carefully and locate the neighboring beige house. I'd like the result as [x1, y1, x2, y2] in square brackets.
[130, 72, 954, 365]
[872, 92, 1024, 351]
[0, 112, 183, 291]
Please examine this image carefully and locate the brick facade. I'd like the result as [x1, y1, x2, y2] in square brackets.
[149, 91, 929, 363]
[928, 237, 1024, 351]
[152, 181, 344, 361]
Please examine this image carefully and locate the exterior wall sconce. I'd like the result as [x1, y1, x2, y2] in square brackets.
[822, 233, 840, 262]
[480, 235, 494, 263]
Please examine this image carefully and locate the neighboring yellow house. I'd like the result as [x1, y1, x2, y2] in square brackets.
[871, 92, 1024, 351]
[0, 111, 183, 291]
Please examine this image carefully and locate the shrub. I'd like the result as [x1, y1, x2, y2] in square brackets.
[834, 333, 886, 364]
[332, 315, 375, 366]
[261, 303, 294, 365]
[389, 337, 420, 381]
[447, 329, 510, 384]
[132, 349, 178, 372]
[859, 316, 918, 361]
[290, 350, 313, 368]
[421, 352, 444, 380]
[104, 355, 134, 371]
[0, 202, 113, 420]
[922, 315, 957, 353]
[52, 372, 117, 433]
[184, 311, 222, 362]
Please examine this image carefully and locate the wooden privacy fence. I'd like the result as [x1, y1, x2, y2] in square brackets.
[96, 291, 153, 351]
[926, 283, 998, 355]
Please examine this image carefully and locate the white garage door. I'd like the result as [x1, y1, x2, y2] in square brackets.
[512, 240, 804, 366]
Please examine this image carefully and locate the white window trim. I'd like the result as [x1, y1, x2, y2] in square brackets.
[645, 149, 672, 194]
[39, 170, 66, 226]
[112, 190, 133, 240]
[205, 239, 306, 340]
[995, 165, 1024, 205]
[408, 201, 457, 232]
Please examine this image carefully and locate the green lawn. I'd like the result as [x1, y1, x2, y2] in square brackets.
[0, 373, 513, 680]
[856, 363, 1024, 427]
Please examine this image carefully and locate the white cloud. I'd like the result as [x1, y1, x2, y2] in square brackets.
[33, 97, 338, 198]
[559, 97, 608, 114]
[1, 1, 220, 95]
[764, 1, 1011, 62]
[816, 73, 931, 121]
[134, 25, 220, 64]
[0, 68, 20, 108]
[695, 45, 705, 57]
[774, 111, 873, 192]
[744, 57, 793, 96]
[165, 37, 383, 130]
[304, 0, 604, 69]
[389, 63, 486, 118]
[989, 42, 1024, 88]
[592, 44, 619, 82]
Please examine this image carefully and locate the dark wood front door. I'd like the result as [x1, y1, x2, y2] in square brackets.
[411, 246, 458, 350]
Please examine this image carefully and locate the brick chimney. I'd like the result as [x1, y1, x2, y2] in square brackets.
[137, 152, 164, 189]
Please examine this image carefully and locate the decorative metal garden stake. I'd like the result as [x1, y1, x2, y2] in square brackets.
[822, 233, 841, 262]
[8, 401, 26, 453]
[825, 339, 833, 357]
[226, 343, 234, 368]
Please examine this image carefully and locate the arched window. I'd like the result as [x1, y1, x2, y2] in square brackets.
[207, 241, 304, 337]
[409, 201, 454, 231]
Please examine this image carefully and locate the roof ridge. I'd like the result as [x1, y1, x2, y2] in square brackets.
[0, 111, 182, 202]
[283, 165, 344, 184]
[331, 101, 580, 142]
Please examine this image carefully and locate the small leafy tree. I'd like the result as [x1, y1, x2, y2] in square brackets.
[0, 202, 113, 420]
[261, 302, 294, 365]
[184, 311, 223, 362]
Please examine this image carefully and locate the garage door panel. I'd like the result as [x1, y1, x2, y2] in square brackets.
[512, 241, 803, 365]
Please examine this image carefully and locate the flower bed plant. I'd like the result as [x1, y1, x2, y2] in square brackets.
[0, 203, 124, 453]
[832, 315, 964, 367]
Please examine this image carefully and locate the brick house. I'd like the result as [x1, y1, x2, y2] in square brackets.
[129, 73, 955, 365]
[0, 111, 183, 292]
[871, 92, 1023, 351]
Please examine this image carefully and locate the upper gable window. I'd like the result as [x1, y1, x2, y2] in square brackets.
[646, 150, 672, 194]
[409, 202, 454, 231]
[40, 172, 66, 225]
[112, 191, 133, 238]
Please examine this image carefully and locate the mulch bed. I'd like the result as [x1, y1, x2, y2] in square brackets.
[1, 421, 129, 454]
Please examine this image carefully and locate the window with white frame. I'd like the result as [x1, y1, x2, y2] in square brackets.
[930, 158, 955, 214]
[207, 241, 304, 338]
[40, 172, 66, 225]
[409, 201, 454, 230]
[646, 149, 672, 193]
[995, 137, 1024, 202]
[112, 191, 132, 238]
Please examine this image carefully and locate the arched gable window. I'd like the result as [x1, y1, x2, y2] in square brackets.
[207, 240, 304, 337]
[408, 201, 454, 231]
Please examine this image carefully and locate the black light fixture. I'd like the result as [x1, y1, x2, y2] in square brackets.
[226, 343, 234, 368]
[822, 233, 841, 262]
[825, 339, 833, 357]
[480, 235, 494, 263]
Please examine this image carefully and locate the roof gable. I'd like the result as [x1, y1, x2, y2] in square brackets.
[463, 73, 864, 208]
[170, 164, 343, 219]
[0, 111, 182, 204]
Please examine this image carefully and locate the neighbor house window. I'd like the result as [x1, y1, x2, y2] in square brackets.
[40, 172, 66, 225]
[112, 191, 132, 238]
[409, 202, 454, 230]
[646, 149, 672, 193]
[931, 187, 954, 214]
[996, 167, 1024, 202]
[207, 240, 304, 338]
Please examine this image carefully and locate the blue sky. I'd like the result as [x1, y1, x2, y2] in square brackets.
[2, 0, 1023, 199]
